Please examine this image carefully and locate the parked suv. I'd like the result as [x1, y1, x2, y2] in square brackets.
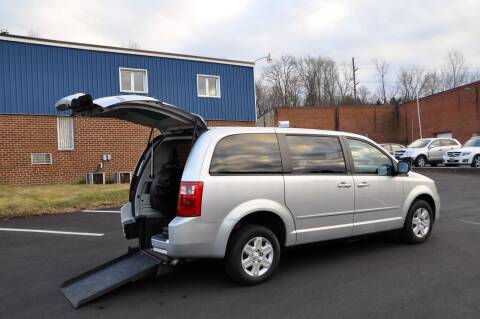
[443, 136, 480, 167]
[380, 143, 405, 155]
[394, 138, 461, 167]
[57, 94, 441, 284]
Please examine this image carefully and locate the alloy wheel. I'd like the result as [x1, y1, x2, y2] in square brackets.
[241, 236, 274, 277]
[412, 208, 431, 238]
[474, 157, 480, 168]
[417, 157, 426, 167]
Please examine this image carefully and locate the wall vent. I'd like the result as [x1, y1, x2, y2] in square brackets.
[86, 172, 105, 184]
[31, 153, 52, 164]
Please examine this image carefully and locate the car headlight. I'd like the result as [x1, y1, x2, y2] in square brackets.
[404, 151, 411, 156]
[462, 152, 472, 156]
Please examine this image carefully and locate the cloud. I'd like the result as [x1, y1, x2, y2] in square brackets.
[1, 0, 479, 73]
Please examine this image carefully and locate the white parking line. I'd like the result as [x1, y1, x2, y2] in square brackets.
[0, 228, 104, 237]
[81, 209, 120, 214]
[459, 219, 480, 226]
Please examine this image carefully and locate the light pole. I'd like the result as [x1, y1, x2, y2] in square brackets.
[254, 53, 272, 125]
[254, 53, 272, 64]
[416, 91, 423, 139]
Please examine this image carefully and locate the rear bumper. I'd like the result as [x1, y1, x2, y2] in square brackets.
[151, 217, 224, 258]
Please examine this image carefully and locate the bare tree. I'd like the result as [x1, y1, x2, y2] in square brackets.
[397, 68, 426, 102]
[263, 55, 301, 107]
[357, 85, 371, 104]
[294, 56, 323, 106]
[374, 59, 390, 103]
[422, 71, 442, 96]
[255, 80, 273, 117]
[442, 51, 468, 89]
[336, 63, 354, 103]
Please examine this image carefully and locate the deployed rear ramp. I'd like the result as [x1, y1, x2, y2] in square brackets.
[61, 248, 170, 308]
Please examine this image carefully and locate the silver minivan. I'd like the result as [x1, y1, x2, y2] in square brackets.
[57, 94, 440, 285]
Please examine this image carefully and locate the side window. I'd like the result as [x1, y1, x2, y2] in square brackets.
[443, 139, 458, 146]
[347, 139, 393, 175]
[286, 135, 346, 174]
[430, 140, 441, 148]
[210, 134, 282, 174]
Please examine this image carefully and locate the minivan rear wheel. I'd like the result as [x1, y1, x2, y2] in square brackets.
[401, 200, 433, 244]
[224, 225, 280, 285]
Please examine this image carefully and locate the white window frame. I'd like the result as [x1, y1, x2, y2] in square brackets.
[197, 74, 221, 98]
[31, 153, 53, 165]
[57, 117, 75, 150]
[119, 67, 149, 94]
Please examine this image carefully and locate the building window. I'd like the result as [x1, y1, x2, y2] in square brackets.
[57, 117, 74, 150]
[31, 153, 52, 165]
[119, 68, 148, 93]
[197, 75, 221, 98]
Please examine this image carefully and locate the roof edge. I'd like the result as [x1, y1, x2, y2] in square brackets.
[0, 33, 255, 67]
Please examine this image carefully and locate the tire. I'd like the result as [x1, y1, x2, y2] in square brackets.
[224, 225, 281, 285]
[471, 155, 480, 168]
[414, 155, 427, 167]
[401, 200, 434, 244]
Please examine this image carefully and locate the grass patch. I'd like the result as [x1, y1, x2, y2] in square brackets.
[0, 184, 129, 219]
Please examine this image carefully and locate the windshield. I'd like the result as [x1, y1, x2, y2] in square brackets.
[408, 139, 432, 148]
[464, 138, 480, 147]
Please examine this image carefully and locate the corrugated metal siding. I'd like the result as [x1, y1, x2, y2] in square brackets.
[0, 40, 255, 121]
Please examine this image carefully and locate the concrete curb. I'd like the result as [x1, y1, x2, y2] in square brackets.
[413, 167, 480, 174]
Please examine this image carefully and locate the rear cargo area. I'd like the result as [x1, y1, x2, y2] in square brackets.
[132, 136, 193, 247]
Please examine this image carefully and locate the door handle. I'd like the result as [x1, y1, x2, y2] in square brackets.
[357, 182, 370, 188]
[337, 182, 352, 188]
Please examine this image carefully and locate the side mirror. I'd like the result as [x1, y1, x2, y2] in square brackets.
[398, 161, 410, 174]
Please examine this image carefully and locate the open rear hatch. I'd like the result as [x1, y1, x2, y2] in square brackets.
[55, 93, 207, 308]
[55, 93, 208, 134]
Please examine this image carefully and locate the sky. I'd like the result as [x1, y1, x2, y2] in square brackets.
[1, 0, 479, 86]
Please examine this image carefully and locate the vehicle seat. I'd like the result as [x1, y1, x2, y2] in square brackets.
[150, 144, 183, 217]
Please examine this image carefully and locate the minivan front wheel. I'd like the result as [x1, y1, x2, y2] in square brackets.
[401, 200, 433, 244]
[224, 225, 280, 285]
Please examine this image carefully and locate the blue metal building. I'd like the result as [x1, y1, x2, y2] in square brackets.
[0, 34, 255, 122]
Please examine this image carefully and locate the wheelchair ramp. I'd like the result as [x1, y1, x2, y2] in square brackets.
[61, 249, 163, 308]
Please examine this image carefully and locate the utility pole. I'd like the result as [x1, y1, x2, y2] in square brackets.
[352, 57, 358, 102]
[416, 92, 423, 139]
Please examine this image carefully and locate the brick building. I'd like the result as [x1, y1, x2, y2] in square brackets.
[0, 34, 255, 185]
[258, 81, 480, 145]
[257, 104, 399, 143]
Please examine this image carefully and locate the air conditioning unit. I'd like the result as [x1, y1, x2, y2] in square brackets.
[86, 172, 105, 185]
[114, 172, 132, 184]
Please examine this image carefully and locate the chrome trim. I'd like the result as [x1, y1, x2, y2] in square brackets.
[153, 247, 168, 255]
[354, 206, 401, 214]
[296, 206, 400, 219]
[292, 216, 402, 234]
[297, 210, 355, 219]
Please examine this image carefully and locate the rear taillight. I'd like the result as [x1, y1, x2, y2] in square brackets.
[176, 182, 204, 217]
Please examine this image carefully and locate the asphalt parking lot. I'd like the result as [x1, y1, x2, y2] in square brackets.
[1, 171, 480, 319]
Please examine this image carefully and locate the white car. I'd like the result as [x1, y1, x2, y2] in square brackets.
[442, 136, 480, 167]
[394, 138, 461, 167]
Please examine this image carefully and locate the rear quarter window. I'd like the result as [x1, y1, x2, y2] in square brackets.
[210, 133, 282, 174]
